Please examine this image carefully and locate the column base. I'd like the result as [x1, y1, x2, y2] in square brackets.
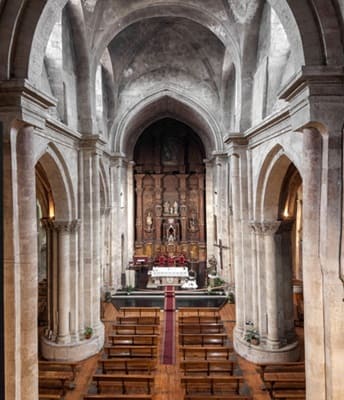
[233, 327, 300, 364]
[40, 328, 104, 361]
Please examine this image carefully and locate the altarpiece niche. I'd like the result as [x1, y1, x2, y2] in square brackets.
[133, 118, 206, 270]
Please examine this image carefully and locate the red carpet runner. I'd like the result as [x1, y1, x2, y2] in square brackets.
[161, 286, 176, 364]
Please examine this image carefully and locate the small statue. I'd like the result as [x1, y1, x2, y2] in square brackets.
[173, 200, 179, 215]
[163, 200, 170, 214]
[208, 255, 217, 275]
[146, 212, 153, 231]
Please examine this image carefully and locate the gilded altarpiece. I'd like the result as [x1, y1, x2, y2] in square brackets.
[133, 119, 206, 263]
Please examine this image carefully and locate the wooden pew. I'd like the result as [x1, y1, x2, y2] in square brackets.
[178, 307, 220, 317]
[91, 374, 154, 394]
[180, 360, 236, 376]
[39, 371, 73, 396]
[120, 307, 160, 317]
[108, 334, 158, 346]
[180, 345, 234, 360]
[263, 373, 305, 398]
[116, 316, 160, 325]
[257, 362, 305, 381]
[84, 395, 153, 400]
[179, 333, 228, 346]
[272, 392, 306, 399]
[104, 345, 157, 359]
[112, 324, 160, 335]
[181, 376, 244, 396]
[178, 315, 222, 324]
[98, 359, 156, 375]
[39, 395, 63, 400]
[39, 360, 79, 382]
[184, 396, 251, 400]
[179, 323, 225, 334]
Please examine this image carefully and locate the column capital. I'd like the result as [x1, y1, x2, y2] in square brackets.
[52, 219, 81, 233]
[249, 220, 281, 235]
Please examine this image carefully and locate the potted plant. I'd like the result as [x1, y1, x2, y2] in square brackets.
[84, 326, 93, 339]
[104, 291, 112, 303]
[244, 322, 260, 345]
[125, 285, 134, 295]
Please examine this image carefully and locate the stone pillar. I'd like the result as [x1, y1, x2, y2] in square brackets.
[231, 154, 245, 332]
[302, 127, 326, 399]
[53, 221, 72, 343]
[4, 123, 39, 400]
[261, 221, 281, 348]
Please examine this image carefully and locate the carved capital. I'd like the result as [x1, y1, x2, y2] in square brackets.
[250, 221, 281, 235]
[53, 219, 81, 233]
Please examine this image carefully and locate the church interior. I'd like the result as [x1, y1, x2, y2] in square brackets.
[1, 1, 344, 399]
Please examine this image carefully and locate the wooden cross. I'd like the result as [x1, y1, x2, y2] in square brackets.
[214, 239, 229, 270]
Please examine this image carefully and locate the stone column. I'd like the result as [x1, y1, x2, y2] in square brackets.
[53, 221, 72, 343]
[231, 154, 245, 332]
[41, 218, 55, 334]
[154, 174, 164, 243]
[69, 219, 80, 341]
[261, 221, 281, 348]
[302, 127, 325, 398]
[4, 123, 39, 400]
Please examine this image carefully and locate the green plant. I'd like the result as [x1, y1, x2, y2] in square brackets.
[213, 277, 225, 287]
[244, 322, 259, 344]
[227, 292, 235, 304]
[125, 285, 134, 293]
[84, 326, 93, 339]
[104, 291, 112, 302]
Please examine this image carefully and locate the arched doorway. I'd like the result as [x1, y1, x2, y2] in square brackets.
[132, 118, 207, 288]
[279, 164, 303, 331]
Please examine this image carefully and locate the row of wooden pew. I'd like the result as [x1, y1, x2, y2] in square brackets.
[177, 307, 251, 400]
[84, 307, 161, 400]
[258, 361, 306, 399]
[38, 359, 80, 399]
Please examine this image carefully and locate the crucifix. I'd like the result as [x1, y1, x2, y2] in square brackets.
[214, 239, 229, 270]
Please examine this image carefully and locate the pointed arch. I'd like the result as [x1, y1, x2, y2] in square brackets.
[112, 88, 222, 159]
[255, 144, 302, 221]
[35, 143, 75, 221]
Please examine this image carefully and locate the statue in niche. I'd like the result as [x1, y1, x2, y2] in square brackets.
[173, 200, 179, 215]
[163, 200, 170, 214]
[146, 212, 153, 230]
[167, 225, 175, 243]
[188, 209, 199, 232]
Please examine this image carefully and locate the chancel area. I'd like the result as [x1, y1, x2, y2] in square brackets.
[2, 1, 344, 400]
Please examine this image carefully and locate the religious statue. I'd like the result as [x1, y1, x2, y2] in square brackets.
[208, 255, 217, 276]
[146, 211, 153, 231]
[163, 200, 170, 214]
[173, 200, 179, 215]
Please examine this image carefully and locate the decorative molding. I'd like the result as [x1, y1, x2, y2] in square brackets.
[227, 0, 258, 24]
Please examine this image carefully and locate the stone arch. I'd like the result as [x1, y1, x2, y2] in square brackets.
[35, 143, 75, 221]
[112, 89, 222, 159]
[255, 144, 302, 221]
